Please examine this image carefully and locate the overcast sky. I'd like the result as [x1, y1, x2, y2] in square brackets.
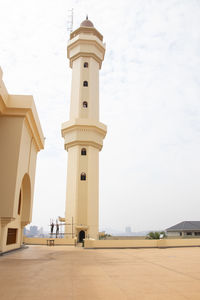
[0, 0, 200, 233]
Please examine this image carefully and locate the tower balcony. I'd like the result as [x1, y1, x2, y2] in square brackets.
[61, 118, 107, 151]
[67, 31, 106, 69]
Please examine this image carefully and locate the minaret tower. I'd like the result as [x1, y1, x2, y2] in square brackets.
[61, 17, 107, 241]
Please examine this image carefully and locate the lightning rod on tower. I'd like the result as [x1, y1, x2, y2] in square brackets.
[67, 8, 73, 33]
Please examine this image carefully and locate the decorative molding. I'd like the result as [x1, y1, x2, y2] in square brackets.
[68, 35, 105, 69]
[62, 121, 107, 151]
[1, 96, 44, 151]
[70, 26, 103, 41]
[0, 69, 44, 151]
[64, 140, 103, 151]
[21, 221, 29, 228]
[76, 225, 88, 230]
[0, 217, 15, 226]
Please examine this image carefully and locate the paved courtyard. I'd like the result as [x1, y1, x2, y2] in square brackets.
[0, 245, 200, 299]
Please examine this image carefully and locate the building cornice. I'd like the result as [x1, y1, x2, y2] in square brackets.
[62, 118, 107, 136]
[0, 217, 15, 226]
[67, 34, 106, 69]
[0, 68, 44, 151]
[61, 118, 107, 151]
[70, 26, 103, 41]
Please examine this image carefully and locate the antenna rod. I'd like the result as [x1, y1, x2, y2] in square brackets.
[67, 8, 74, 33]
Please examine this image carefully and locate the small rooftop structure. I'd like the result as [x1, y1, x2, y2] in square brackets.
[166, 221, 200, 237]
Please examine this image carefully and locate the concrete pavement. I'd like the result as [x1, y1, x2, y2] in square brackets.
[0, 245, 200, 299]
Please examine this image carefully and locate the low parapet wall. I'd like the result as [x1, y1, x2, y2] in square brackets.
[23, 237, 76, 246]
[23, 237, 200, 249]
[84, 238, 200, 249]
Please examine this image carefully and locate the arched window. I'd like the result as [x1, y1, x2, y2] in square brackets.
[81, 148, 87, 155]
[84, 62, 88, 68]
[80, 172, 86, 181]
[83, 101, 88, 108]
[83, 81, 88, 87]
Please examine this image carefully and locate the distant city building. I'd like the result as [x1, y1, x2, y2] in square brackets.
[29, 226, 39, 237]
[23, 227, 27, 236]
[125, 227, 132, 235]
[38, 227, 44, 236]
[166, 221, 200, 237]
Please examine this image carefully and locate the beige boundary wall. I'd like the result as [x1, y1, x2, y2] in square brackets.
[84, 238, 200, 249]
[23, 237, 200, 249]
[23, 237, 76, 246]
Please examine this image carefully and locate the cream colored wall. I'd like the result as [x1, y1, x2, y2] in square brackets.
[0, 121, 38, 253]
[65, 143, 100, 239]
[22, 237, 200, 249]
[77, 146, 88, 226]
[70, 58, 81, 119]
[1, 216, 23, 253]
[0, 116, 24, 217]
[27, 138, 38, 223]
[65, 145, 100, 239]
[23, 237, 76, 245]
[14, 121, 32, 217]
[70, 57, 99, 121]
[65, 146, 79, 237]
[0, 69, 44, 253]
[0, 118, 37, 220]
[84, 239, 158, 248]
[88, 58, 99, 121]
[84, 238, 200, 249]
[87, 146, 99, 239]
[18, 122, 38, 226]
[65, 144, 89, 236]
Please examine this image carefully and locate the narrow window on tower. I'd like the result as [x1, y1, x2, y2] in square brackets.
[84, 62, 88, 68]
[83, 101, 88, 108]
[81, 148, 87, 156]
[80, 172, 86, 181]
[83, 81, 88, 87]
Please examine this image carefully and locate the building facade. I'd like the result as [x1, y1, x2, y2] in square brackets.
[61, 18, 107, 241]
[0, 67, 44, 253]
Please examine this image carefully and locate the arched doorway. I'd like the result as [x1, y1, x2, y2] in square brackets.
[79, 230, 85, 243]
[6, 174, 31, 247]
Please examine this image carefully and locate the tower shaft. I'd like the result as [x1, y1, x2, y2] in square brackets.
[61, 20, 106, 241]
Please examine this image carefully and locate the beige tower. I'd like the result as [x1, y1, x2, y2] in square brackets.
[61, 18, 107, 241]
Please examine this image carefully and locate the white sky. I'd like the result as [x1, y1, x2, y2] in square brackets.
[0, 0, 200, 233]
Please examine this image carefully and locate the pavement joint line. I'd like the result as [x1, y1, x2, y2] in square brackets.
[137, 257, 200, 281]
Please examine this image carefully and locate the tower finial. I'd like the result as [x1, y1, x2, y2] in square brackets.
[80, 15, 94, 27]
